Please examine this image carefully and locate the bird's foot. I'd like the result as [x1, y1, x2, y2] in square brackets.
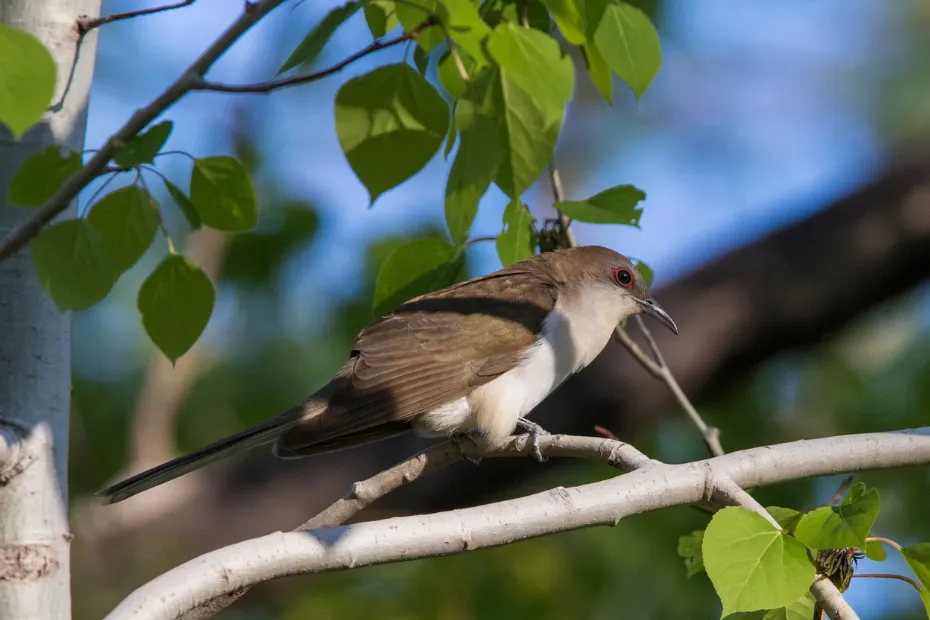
[516, 417, 550, 462]
[451, 430, 487, 465]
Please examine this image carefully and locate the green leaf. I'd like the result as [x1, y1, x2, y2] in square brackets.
[372, 238, 462, 316]
[438, 49, 477, 99]
[582, 42, 613, 104]
[631, 258, 653, 288]
[396, 0, 446, 51]
[555, 184, 645, 225]
[0, 24, 56, 139]
[30, 219, 117, 311]
[113, 121, 173, 167]
[87, 186, 159, 273]
[794, 484, 879, 550]
[484, 26, 574, 197]
[189, 156, 257, 231]
[677, 530, 705, 577]
[727, 593, 816, 620]
[540, 0, 585, 44]
[444, 80, 505, 244]
[766, 507, 803, 535]
[8, 146, 82, 207]
[138, 255, 215, 363]
[414, 45, 430, 74]
[496, 199, 535, 266]
[703, 506, 815, 617]
[279, 2, 361, 74]
[365, 0, 398, 38]
[441, 0, 492, 64]
[590, 0, 661, 100]
[864, 537, 886, 562]
[163, 178, 202, 230]
[899, 544, 930, 617]
[335, 63, 449, 203]
[486, 24, 574, 121]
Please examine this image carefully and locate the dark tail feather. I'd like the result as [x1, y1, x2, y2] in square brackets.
[97, 414, 297, 505]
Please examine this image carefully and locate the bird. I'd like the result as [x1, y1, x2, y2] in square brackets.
[98, 245, 678, 504]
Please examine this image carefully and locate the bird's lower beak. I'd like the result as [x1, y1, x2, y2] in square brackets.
[636, 298, 679, 335]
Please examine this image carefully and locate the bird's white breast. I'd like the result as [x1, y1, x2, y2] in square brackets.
[414, 285, 638, 444]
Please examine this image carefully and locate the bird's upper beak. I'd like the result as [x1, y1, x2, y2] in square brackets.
[636, 297, 678, 335]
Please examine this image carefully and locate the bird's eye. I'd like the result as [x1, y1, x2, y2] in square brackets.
[613, 268, 634, 289]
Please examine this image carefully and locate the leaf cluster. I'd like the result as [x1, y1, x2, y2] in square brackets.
[677, 482, 930, 618]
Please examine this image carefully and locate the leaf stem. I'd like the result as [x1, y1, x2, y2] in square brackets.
[852, 573, 922, 592]
[194, 17, 438, 94]
[866, 537, 903, 552]
[464, 235, 496, 247]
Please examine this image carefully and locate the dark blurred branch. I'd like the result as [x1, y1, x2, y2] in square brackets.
[76, 0, 197, 35]
[106, 426, 930, 620]
[193, 17, 438, 94]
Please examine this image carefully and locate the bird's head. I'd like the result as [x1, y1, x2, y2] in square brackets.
[547, 246, 679, 335]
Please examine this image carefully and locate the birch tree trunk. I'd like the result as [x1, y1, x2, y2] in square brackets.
[0, 1, 100, 618]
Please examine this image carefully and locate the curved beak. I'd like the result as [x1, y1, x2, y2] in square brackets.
[636, 297, 678, 335]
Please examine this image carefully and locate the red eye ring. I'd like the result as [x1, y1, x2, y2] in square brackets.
[612, 268, 634, 289]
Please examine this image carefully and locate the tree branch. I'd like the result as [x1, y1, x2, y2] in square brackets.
[104, 427, 930, 620]
[192, 17, 437, 94]
[75, 0, 197, 35]
[0, 0, 287, 265]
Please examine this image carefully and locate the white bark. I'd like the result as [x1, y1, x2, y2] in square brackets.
[0, 1, 100, 618]
[106, 427, 930, 620]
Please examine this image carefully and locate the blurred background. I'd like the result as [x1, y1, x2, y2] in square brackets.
[70, 0, 930, 618]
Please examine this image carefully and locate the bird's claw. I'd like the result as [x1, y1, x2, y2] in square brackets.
[451, 430, 487, 465]
[516, 417, 550, 462]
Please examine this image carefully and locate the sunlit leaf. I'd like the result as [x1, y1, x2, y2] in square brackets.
[190, 156, 257, 231]
[373, 238, 462, 316]
[496, 199, 535, 266]
[766, 507, 803, 535]
[113, 121, 173, 167]
[555, 184, 645, 225]
[703, 507, 815, 616]
[794, 484, 879, 550]
[8, 146, 82, 207]
[138, 255, 215, 363]
[441, 0, 491, 64]
[335, 63, 448, 203]
[365, 0, 398, 38]
[864, 537, 886, 562]
[582, 42, 612, 104]
[540, 0, 585, 44]
[589, 0, 661, 100]
[279, 2, 361, 74]
[444, 74, 504, 244]
[396, 0, 447, 51]
[87, 186, 160, 273]
[0, 24, 56, 139]
[30, 219, 117, 310]
[727, 593, 816, 620]
[485, 25, 574, 197]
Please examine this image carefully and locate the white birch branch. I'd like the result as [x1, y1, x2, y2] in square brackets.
[105, 427, 930, 620]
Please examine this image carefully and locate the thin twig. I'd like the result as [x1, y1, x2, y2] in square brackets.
[464, 235, 496, 247]
[193, 17, 437, 94]
[613, 325, 664, 379]
[829, 475, 854, 505]
[852, 573, 923, 592]
[633, 315, 725, 456]
[76, 0, 198, 35]
[866, 536, 903, 551]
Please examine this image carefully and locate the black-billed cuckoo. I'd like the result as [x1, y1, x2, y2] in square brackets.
[99, 246, 677, 504]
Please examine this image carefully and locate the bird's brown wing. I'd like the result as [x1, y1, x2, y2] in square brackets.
[275, 268, 558, 456]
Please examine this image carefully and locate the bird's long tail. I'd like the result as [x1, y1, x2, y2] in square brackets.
[97, 411, 300, 505]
